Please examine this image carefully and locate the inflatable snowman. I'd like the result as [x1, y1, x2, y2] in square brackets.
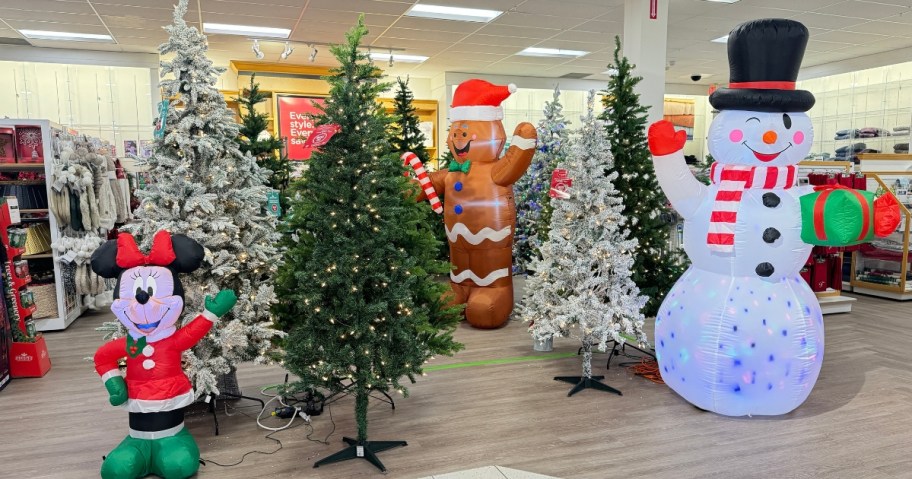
[649, 19, 896, 416]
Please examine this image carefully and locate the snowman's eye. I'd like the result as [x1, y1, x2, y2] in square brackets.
[782, 113, 792, 129]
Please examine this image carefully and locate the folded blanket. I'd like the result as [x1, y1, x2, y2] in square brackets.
[894, 126, 910, 132]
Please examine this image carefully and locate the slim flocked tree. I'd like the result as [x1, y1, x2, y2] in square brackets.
[274, 17, 462, 472]
[520, 90, 648, 396]
[514, 86, 570, 273]
[600, 37, 684, 317]
[236, 74, 291, 211]
[123, 0, 282, 397]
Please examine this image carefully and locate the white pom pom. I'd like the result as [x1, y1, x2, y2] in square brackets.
[508, 83, 517, 93]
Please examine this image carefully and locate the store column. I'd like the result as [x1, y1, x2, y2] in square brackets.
[623, 0, 669, 124]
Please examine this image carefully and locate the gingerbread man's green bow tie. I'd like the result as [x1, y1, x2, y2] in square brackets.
[449, 160, 471, 174]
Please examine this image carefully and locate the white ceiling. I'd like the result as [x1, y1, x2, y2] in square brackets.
[1, 0, 912, 84]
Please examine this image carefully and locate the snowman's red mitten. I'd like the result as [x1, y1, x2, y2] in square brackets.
[648, 120, 687, 156]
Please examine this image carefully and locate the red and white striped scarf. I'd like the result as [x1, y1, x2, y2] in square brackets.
[708, 162, 796, 253]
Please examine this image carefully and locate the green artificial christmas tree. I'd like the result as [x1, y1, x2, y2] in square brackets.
[599, 36, 684, 317]
[235, 74, 291, 212]
[123, 0, 282, 397]
[274, 17, 462, 472]
[391, 76, 448, 261]
[513, 86, 570, 273]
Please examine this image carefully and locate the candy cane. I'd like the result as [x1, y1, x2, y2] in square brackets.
[402, 152, 443, 214]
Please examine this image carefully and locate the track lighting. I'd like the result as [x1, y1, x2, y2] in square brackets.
[252, 39, 264, 59]
[280, 41, 294, 60]
[388, 48, 394, 67]
[309, 44, 318, 62]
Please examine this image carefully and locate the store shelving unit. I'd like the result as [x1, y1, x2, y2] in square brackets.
[0, 120, 85, 331]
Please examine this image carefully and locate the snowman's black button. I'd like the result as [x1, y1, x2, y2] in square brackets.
[763, 227, 781, 243]
[763, 193, 781, 208]
[756, 262, 775, 277]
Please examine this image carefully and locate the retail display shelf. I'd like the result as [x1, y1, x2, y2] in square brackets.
[0, 164, 46, 172]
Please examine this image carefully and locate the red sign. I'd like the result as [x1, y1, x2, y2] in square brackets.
[303, 124, 341, 149]
[650, 0, 658, 19]
[549, 168, 572, 199]
[276, 94, 326, 160]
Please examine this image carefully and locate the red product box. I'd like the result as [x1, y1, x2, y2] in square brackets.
[549, 168, 571, 199]
[0, 127, 15, 163]
[854, 174, 867, 190]
[811, 259, 829, 292]
[15, 126, 43, 163]
[10, 335, 51, 378]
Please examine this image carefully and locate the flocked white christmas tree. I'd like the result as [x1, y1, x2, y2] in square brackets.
[513, 86, 570, 273]
[122, 0, 282, 396]
[519, 90, 648, 396]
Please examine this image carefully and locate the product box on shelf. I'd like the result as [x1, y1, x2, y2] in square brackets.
[10, 334, 51, 378]
[15, 126, 43, 163]
[0, 127, 15, 164]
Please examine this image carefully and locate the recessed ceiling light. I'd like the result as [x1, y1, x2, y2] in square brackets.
[711, 34, 729, 43]
[518, 47, 589, 58]
[369, 53, 429, 63]
[704, 0, 741, 3]
[18, 30, 113, 42]
[203, 23, 290, 39]
[405, 4, 502, 23]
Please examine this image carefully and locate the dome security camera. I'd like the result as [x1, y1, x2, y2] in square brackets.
[691, 74, 702, 82]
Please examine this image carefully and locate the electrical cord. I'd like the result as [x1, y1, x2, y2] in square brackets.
[203, 422, 305, 467]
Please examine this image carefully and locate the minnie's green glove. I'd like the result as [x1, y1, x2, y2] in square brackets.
[205, 289, 237, 318]
[105, 376, 128, 406]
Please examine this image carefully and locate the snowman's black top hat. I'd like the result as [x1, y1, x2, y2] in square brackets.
[709, 19, 815, 113]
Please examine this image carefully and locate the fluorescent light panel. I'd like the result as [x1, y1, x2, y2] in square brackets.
[705, 0, 741, 3]
[518, 47, 588, 58]
[370, 53, 428, 63]
[406, 4, 502, 23]
[19, 29, 113, 42]
[203, 23, 290, 38]
[711, 34, 729, 43]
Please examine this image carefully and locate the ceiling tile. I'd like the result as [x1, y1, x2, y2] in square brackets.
[476, 23, 562, 39]
[299, 9, 399, 28]
[448, 42, 530, 54]
[846, 20, 912, 36]
[304, 0, 411, 15]
[574, 20, 623, 34]
[4, 19, 107, 33]
[197, 12, 298, 29]
[0, 1, 96, 16]
[551, 29, 614, 44]
[788, 12, 871, 29]
[459, 35, 539, 48]
[490, 12, 587, 30]
[380, 28, 468, 43]
[199, 1, 302, 19]
[813, 29, 890, 45]
[390, 16, 485, 34]
[513, 0, 618, 19]
[815, 1, 911, 20]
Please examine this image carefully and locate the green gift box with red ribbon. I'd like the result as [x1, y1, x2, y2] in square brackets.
[800, 184, 901, 246]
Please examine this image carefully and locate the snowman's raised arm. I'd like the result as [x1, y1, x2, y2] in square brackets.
[648, 120, 707, 219]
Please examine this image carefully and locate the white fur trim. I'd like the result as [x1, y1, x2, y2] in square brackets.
[129, 422, 184, 440]
[510, 135, 537, 150]
[508, 83, 517, 93]
[100, 369, 122, 383]
[202, 310, 219, 322]
[449, 105, 504, 122]
[446, 223, 512, 245]
[124, 390, 195, 413]
[450, 268, 511, 286]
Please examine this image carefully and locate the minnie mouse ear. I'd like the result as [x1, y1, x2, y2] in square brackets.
[90, 239, 123, 279]
[169, 234, 205, 273]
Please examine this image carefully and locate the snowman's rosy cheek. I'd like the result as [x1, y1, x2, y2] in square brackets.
[793, 131, 805, 145]
[729, 129, 743, 143]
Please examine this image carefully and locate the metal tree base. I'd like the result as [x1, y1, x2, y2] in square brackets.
[313, 436, 407, 472]
[554, 375, 622, 397]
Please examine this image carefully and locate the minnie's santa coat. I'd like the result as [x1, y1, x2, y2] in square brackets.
[91, 231, 237, 479]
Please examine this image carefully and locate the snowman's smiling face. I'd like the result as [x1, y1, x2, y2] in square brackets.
[708, 110, 813, 167]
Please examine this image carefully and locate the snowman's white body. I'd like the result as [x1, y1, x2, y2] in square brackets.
[653, 109, 824, 416]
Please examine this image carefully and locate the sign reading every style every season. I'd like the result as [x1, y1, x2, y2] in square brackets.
[276, 94, 326, 160]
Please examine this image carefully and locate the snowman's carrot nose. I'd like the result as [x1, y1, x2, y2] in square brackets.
[763, 130, 778, 144]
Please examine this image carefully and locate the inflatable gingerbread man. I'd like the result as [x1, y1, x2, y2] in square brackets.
[418, 79, 537, 328]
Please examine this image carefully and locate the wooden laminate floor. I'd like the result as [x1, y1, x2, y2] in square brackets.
[1, 292, 910, 479]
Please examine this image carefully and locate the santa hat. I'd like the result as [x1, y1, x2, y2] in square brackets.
[449, 79, 517, 122]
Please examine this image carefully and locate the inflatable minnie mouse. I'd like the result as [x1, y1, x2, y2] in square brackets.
[91, 230, 237, 479]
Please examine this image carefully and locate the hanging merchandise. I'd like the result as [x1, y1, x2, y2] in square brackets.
[648, 19, 900, 417]
[91, 231, 237, 479]
[414, 79, 538, 329]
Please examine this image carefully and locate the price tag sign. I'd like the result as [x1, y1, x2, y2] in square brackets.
[266, 190, 281, 217]
[356, 446, 365, 457]
[549, 168, 572, 199]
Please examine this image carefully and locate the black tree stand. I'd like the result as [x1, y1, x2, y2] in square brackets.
[557, 342, 623, 397]
[313, 389, 406, 472]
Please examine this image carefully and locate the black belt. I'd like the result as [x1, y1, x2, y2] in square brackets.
[129, 408, 185, 432]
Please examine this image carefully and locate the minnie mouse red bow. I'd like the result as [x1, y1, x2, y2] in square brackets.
[115, 231, 177, 268]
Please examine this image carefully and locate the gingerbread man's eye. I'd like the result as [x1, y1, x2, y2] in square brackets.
[462, 132, 467, 137]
